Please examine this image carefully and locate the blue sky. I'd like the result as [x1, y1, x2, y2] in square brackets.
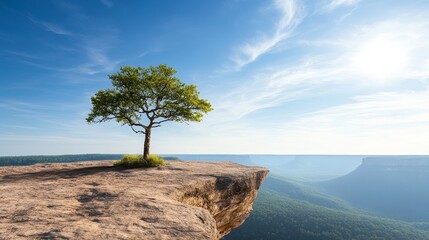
[1, 0, 429, 155]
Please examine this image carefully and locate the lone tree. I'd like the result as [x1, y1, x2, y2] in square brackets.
[86, 64, 212, 160]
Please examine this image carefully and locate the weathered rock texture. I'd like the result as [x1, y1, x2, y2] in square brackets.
[0, 160, 268, 239]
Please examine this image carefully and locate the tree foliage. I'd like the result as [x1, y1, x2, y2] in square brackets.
[86, 64, 212, 159]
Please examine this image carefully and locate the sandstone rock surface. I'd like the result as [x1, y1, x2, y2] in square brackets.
[0, 160, 268, 239]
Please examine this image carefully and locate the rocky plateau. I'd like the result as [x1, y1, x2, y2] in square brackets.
[0, 160, 268, 239]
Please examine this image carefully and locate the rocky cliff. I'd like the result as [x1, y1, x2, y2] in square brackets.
[0, 160, 268, 239]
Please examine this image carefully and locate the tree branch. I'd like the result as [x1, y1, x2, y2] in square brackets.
[122, 115, 146, 134]
[152, 119, 170, 126]
[130, 125, 145, 134]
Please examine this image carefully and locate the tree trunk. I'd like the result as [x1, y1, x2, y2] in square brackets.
[143, 127, 151, 160]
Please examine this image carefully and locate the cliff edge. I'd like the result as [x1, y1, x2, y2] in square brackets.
[0, 160, 268, 239]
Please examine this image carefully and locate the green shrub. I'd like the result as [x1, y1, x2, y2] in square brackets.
[114, 154, 166, 167]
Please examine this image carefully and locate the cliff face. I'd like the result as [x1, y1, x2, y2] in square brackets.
[0, 160, 268, 240]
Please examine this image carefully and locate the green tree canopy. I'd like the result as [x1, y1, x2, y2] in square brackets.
[86, 64, 212, 160]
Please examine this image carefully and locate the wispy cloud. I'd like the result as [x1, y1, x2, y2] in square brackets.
[325, 0, 360, 11]
[99, 0, 113, 8]
[265, 89, 429, 154]
[24, 8, 120, 76]
[229, 0, 303, 71]
[214, 17, 429, 122]
[138, 49, 162, 58]
[0, 100, 86, 120]
[3, 50, 41, 60]
[293, 90, 429, 129]
[7, 58, 66, 72]
[170, 89, 429, 155]
[208, 57, 347, 123]
[0, 101, 46, 114]
[28, 15, 73, 36]
[0, 124, 40, 131]
[4, 44, 119, 76]
[72, 47, 120, 75]
[297, 39, 348, 47]
[175, 91, 429, 155]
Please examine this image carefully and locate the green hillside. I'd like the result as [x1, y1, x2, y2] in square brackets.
[263, 175, 354, 211]
[224, 190, 429, 240]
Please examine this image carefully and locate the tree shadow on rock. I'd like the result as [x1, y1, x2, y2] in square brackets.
[0, 165, 132, 184]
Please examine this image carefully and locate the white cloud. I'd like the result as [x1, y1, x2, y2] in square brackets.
[213, 58, 345, 122]
[0, 124, 40, 131]
[72, 47, 120, 75]
[148, 89, 429, 154]
[325, 0, 360, 11]
[4, 42, 120, 76]
[270, 89, 429, 154]
[3, 50, 41, 60]
[6, 48, 119, 76]
[151, 89, 429, 155]
[293, 90, 429, 129]
[0, 101, 47, 114]
[230, 0, 303, 71]
[213, 17, 429, 123]
[138, 49, 162, 58]
[28, 16, 73, 36]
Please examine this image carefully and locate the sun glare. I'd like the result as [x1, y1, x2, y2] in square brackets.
[352, 35, 409, 82]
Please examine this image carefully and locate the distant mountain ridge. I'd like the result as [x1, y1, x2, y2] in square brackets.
[319, 156, 429, 222]
[163, 154, 364, 181]
[362, 157, 429, 168]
